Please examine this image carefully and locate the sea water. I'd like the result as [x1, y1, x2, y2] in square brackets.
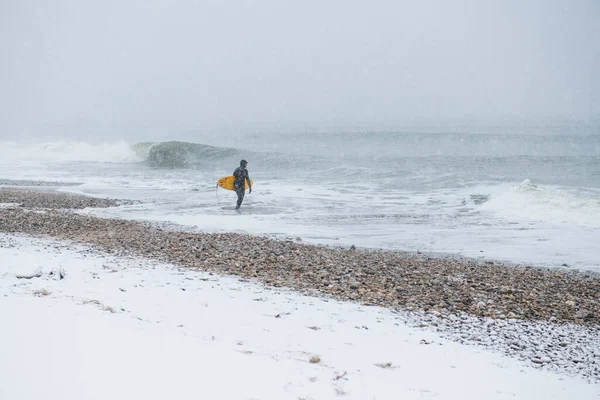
[1, 130, 599, 271]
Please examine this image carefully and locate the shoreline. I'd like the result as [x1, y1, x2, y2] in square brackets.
[1, 187, 598, 326]
[1, 187, 600, 382]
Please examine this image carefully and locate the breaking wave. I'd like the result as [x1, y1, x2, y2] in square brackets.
[139, 141, 332, 173]
[0, 140, 246, 168]
[144, 141, 242, 169]
[0, 140, 143, 163]
[480, 179, 600, 227]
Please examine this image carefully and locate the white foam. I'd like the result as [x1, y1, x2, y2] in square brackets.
[0, 203, 21, 209]
[0, 140, 142, 163]
[480, 179, 600, 227]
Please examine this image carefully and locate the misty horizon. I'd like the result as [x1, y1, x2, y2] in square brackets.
[2, 0, 599, 139]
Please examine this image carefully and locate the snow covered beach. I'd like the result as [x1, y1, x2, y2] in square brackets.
[1, 188, 599, 399]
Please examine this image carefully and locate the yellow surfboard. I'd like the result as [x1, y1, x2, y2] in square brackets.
[217, 176, 253, 191]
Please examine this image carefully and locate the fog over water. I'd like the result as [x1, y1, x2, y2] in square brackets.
[2, 0, 599, 140]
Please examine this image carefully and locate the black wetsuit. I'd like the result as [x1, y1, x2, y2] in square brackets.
[233, 166, 250, 209]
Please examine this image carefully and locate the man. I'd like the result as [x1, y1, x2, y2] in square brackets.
[233, 159, 252, 209]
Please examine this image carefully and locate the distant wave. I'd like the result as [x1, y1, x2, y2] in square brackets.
[0, 140, 245, 168]
[131, 142, 157, 160]
[0, 139, 324, 173]
[139, 141, 337, 173]
[0, 140, 143, 163]
[143, 141, 241, 169]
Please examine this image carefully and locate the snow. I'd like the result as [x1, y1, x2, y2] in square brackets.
[0, 233, 597, 399]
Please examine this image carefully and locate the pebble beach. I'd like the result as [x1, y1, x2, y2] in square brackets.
[1, 187, 599, 381]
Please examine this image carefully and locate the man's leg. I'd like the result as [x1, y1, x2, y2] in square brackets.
[236, 188, 245, 209]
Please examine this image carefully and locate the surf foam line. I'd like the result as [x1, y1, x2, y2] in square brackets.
[0, 140, 143, 163]
[480, 179, 600, 227]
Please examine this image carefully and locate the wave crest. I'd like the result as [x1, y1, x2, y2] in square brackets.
[145, 141, 240, 169]
[481, 179, 600, 227]
[0, 140, 143, 163]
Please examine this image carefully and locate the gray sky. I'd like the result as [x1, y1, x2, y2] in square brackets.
[2, 0, 599, 138]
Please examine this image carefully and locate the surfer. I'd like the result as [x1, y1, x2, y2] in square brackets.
[233, 159, 252, 209]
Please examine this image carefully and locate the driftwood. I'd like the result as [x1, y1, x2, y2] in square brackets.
[16, 271, 43, 279]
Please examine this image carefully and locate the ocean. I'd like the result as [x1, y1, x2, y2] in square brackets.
[1, 130, 599, 272]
